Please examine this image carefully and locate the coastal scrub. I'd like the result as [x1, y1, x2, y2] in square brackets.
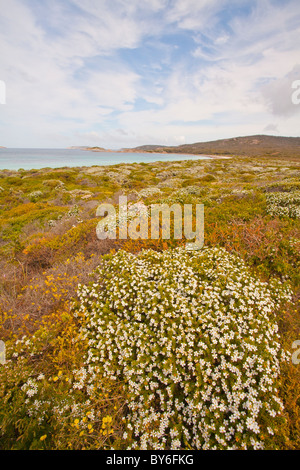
[75, 246, 292, 450]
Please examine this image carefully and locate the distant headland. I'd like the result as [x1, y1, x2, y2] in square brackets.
[67, 146, 109, 152]
[69, 135, 300, 159]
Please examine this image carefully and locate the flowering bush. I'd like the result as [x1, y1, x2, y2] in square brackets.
[75, 246, 292, 450]
[138, 187, 162, 199]
[266, 191, 300, 219]
[29, 190, 43, 202]
[0, 304, 124, 450]
[157, 186, 211, 206]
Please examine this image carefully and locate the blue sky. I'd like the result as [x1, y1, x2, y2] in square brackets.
[0, 0, 300, 148]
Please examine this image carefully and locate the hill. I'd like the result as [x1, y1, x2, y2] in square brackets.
[68, 146, 107, 152]
[125, 135, 300, 159]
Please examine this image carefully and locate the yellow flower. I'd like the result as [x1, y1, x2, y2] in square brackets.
[102, 415, 112, 424]
[40, 435, 47, 441]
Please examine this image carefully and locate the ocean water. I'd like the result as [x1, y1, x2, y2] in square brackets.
[0, 148, 211, 171]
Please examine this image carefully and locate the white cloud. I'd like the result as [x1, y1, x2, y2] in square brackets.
[0, 0, 299, 148]
[260, 65, 300, 116]
[263, 124, 279, 133]
[0, 0, 144, 145]
[166, 0, 223, 29]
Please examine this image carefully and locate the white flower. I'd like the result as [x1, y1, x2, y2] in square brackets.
[73, 246, 291, 450]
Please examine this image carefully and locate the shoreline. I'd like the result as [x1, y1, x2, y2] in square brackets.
[79, 147, 232, 159]
[0, 149, 220, 172]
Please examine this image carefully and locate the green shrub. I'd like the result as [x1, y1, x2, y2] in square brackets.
[200, 174, 217, 182]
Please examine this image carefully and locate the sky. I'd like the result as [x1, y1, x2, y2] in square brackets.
[0, 0, 300, 149]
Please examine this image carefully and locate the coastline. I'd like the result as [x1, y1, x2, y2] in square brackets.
[78, 146, 232, 159]
[0, 148, 217, 171]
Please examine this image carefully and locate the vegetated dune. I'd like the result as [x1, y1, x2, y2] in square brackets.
[0, 152, 299, 450]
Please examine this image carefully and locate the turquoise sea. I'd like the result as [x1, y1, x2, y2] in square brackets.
[0, 148, 211, 171]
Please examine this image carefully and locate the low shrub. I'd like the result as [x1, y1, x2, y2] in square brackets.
[74, 246, 292, 450]
[0, 302, 125, 449]
[266, 192, 300, 219]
